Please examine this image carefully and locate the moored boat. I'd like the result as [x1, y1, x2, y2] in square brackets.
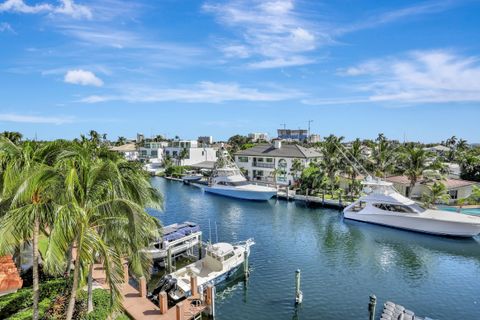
[343, 177, 480, 237]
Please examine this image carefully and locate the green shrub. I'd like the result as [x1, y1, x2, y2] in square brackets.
[79, 289, 113, 320]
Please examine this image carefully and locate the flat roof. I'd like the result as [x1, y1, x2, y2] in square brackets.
[235, 143, 321, 158]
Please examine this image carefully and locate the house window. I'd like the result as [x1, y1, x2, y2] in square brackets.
[173, 151, 178, 157]
[151, 150, 158, 157]
[448, 190, 458, 200]
[238, 156, 248, 163]
[202, 151, 205, 156]
[278, 159, 287, 168]
[165, 151, 170, 156]
[266, 158, 273, 163]
[257, 158, 264, 162]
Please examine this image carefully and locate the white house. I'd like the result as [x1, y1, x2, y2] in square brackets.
[385, 175, 479, 204]
[110, 143, 139, 161]
[234, 140, 321, 185]
[138, 141, 168, 162]
[164, 140, 217, 166]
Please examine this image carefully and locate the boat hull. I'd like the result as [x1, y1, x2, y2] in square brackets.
[203, 186, 276, 201]
[344, 211, 480, 237]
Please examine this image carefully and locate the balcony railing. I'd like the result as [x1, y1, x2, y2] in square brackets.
[253, 162, 275, 168]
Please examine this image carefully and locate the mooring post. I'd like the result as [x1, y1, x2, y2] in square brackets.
[190, 275, 198, 297]
[368, 294, 377, 320]
[159, 291, 168, 314]
[139, 276, 147, 298]
[175, 302, 183, 320]
[295, 269, 303, 304]
[206, 284, 216, 318]
[123, 263, 129, 284]
[243, 247, 249, 279]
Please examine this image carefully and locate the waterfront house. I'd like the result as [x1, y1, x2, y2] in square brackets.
[138, 141, 168, 162]
[164, 140, 217, 166]
[385, 175, 479, 204]
[234, 139, 321, 185]
[110, 143, 139, 161]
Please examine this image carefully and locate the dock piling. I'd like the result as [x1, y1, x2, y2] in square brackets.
[243, 247, 249, 279]
[198, 234, 203, 260]
[295, 269, 303, 304]
[139, 276, 147, 298]
[123, 263, 129, 284]
[190, 275, 198, 296]
[159, 291, 168, 314]
[368, 294, 377, 320]
[167, 247, 172, 273]
[175, 302, 184, 320]
[206, 284, 216, 318]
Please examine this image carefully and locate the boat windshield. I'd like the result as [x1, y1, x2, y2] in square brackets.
[217, 181, 250, 187]
[373, 203, 426, 214]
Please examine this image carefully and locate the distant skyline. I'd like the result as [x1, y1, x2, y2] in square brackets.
[1, 0, 479, 142]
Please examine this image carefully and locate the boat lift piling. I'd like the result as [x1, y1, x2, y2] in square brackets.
[295, 269, 303, 305]
[368, 294, 377, 320]
[243, 247, 249, 279]
[206, 284, 216, 319]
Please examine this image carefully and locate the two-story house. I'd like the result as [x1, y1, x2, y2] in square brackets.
[234, 140, 321, 185]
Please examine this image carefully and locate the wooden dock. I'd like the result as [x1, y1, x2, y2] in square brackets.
[92, 264, 210, 320]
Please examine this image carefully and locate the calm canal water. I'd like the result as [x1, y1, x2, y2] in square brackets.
[149, 178, 480, 320]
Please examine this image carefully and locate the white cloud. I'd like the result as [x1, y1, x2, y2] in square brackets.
[64, 69, 103, 86]
[0, 21, 15, 33]
[0, 113, 73, 124]
[313, 50, 480, 105]
[204, 0, 322, 68]
[0, 0, 91, 19]
[79, 81, 302, 104]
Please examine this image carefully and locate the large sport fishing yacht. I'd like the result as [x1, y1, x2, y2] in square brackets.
[343, 176, 480, 237]
[202, 147, 277, 201]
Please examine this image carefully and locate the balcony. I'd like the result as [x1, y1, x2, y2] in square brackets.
[253, 162, 275, 169]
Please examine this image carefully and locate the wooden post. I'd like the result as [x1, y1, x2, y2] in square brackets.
[206, 284, 215, 318]
[190, 275, 198, 297]
[368, 294, 377, 320]
[176, 302, 183, 320]
[159, 292, 168, 314]
[123, 263, 129, 284]
[139, 276, 147, 298]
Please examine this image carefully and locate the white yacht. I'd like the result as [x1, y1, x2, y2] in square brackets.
[152, 239, 254, 301]
[203, 147, 276, 201]
[343, 177, 480, 237]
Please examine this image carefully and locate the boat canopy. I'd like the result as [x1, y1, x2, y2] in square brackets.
[162, 222, 200, 242]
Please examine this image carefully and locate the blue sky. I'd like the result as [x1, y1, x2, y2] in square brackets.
[1, 0, 480, 142]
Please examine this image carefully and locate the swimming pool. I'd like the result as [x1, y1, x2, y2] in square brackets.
[440, 206, 480, 215]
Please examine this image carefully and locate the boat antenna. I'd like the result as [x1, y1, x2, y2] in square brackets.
[215, 221, 219, 243]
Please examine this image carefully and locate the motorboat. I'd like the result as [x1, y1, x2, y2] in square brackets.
[150, 239, 254, 302]
[343, 176, 480, 237]
[142, 222, 201, 260]
[203, 147, 276, 201]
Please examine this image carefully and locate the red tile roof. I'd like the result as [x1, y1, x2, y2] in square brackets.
[0, 255, 23, 295]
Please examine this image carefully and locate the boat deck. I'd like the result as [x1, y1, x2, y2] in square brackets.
[92, 264, 206, 320]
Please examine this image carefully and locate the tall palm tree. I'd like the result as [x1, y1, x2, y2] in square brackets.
[319, 135, 344, 196]
[401, 143, 430, 197]
[370, 136, 397, 178]
[47, 142, 162, 319]
[345, 138, 364, 197]
[116, 136, 127, 146]
[0, 139, 63, 320]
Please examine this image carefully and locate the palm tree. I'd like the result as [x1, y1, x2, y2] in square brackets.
[422, 182, 450, 208]
[178, 148, 189, 166]
[319, 135, 344, 196]
[401, 143, 430, 197]
[290, 159, 303, 185]
[445, 135, 457, 148]
[370, 135, 396, 178]
[48, 142, 162, 319]
[270, 167, 286, 188]
[0, 139, 63, 320]
[1, 131, 23, 144]
[345, 138, 364, 197]
[116, 136, 127, 146]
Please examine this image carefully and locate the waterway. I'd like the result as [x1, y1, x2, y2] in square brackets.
[149, 177, 480, 319]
